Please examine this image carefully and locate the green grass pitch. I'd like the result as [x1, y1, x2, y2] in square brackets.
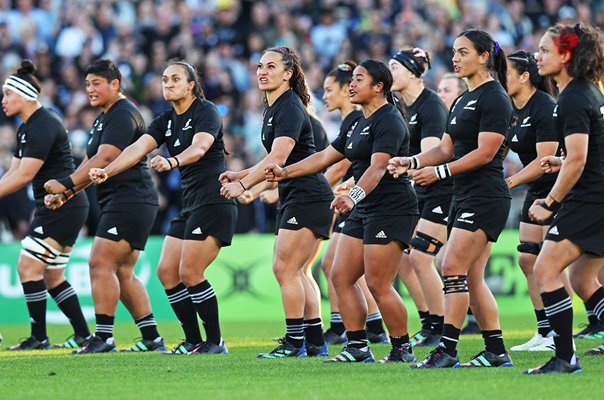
[1, 297, 602, 400]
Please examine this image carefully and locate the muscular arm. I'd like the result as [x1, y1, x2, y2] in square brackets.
[280, 145, 345, 180]
[240, 136, 297, 189]
[546, 133, 587, 204]
[507, 141, 558, 189]
[100, 134, 159, 179]
[415, 133, 454, 166]
[447, 131, 504, 175]
[0, 157, 43, 198]
[170, 131, 216, 167]
[324, 158, 352, 187]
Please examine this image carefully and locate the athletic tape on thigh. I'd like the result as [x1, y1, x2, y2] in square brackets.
[443, 275, 468, 294]
[21, 236, 71, 268]
[410, 231, 444, 256]
[517, 241, 542, 256]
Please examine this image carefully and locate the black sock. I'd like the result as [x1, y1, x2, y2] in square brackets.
[166, 283, 202, 344]
[366, 312, 385, 334]
[418, 310, 430, 331]
[95, 314, 114, 341]
[330, 312, 345, 335]
[466, 308, 477, 324]
[188, 280, 221, 345]
[48, 280, 90, 338]
[304, 318, 324, 346]
[482, 329, 506, 354]
[23, 280, 47, 340]
[285, 318, 304, 348]
[585, 286, 604, 322]
[440, 324, 460, 357]
[584, 302, 597, 326]
[430, 314, 444, 335]
[135, 313, 160, 341]
[346, 330, 368, 349]
[535, 309, 551, 337]
[390, 334, 410, 348]
[542, 287, 574, 363]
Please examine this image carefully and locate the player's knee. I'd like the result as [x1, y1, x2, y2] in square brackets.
[443, 275, 468, 295]
[518, 251, 537, 276]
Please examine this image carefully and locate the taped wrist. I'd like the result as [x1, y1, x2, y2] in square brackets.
[348, 186, 366, 205]
[408, 156, 421, 170]
[434, 164, 451, 180]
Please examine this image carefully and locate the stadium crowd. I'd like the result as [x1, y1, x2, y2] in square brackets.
[1, 0, 602, 241]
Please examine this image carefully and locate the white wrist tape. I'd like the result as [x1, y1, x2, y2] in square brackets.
[348, 186, 366, 205]
[434, 163, 451, 180]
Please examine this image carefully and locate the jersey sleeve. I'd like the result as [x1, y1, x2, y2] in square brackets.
[372, 114, 405, 156]
[478, 91, 513, 135]
[194, 103, 221, 138]
[146, 113, 167, 147]
[273, 101, 305, 142]
[100, 108, 138, 150]
[20, 118, 58, 161]
[419, 100, 448, 140]
[557, 92, 592, 136]
[533, 97, 557, 143]
[330, 129, 346, 155]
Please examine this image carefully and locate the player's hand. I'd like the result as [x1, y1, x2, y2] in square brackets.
[150, 155, 173, 172]
[540, 156, 562, 174]
[89, 168, 109, 184]
[412, 167, 438, 186]
[237, 190, 255, 204]
[220, 181, 245, 200]
[219, 170, 240, 184]
[528, 198, 552, 223]
[259, 188, 279, 205]
[264, 164, 287, 183]
[331, 194, 355, 214]
[387, 157, 410, 178]
[333, 182, 352, 196]
[44, 194, 66, 210]
[44, 179, 66, 194]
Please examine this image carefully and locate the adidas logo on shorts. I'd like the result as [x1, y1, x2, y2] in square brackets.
[192, 227, 203, 235]
[107, 227, 118, 235]
[549, 226, 559, 235]
[375, 230, 387, 239]
[287, 217, 298, 225]
[432, 206, 443, 214]
[34, 226, 44, 234]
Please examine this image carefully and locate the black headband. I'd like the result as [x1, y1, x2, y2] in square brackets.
[392, 51, 423, 78]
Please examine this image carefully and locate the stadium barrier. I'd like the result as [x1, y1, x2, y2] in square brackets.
[0, 230, 524, 323]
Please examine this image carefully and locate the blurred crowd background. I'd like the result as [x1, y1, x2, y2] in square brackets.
[0, 0, 602, 242]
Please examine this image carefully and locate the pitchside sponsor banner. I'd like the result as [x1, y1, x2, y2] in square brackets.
[0, 231, 524, 323]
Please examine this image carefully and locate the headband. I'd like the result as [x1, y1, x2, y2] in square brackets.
[3, 75, 39, 101]
[392, 51, 423, 78]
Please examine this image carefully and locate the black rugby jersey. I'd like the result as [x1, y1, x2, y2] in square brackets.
[310, 115, 329, 152]
[508, 90, 558, 197]
[405, 87, 452, 199]
[86, 98, 158, 206]
[147, 98, 234, 212]
[261, 90, 333, 205]
[447, 81, 512, 200]
[331, 103, 417, 216]
[554, 78, 604, 203]
[15, 107, 87, 208]
[339, 109, 363, 182]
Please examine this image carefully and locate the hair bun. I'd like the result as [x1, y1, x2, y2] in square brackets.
[17, 59, 37, 75]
